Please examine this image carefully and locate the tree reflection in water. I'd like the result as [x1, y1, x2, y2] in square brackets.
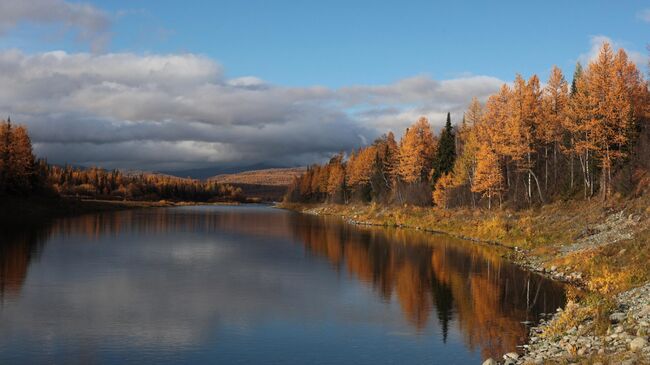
[291, 214, 566, 359]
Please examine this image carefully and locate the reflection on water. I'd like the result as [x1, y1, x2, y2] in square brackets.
[0, 205, 565, 364]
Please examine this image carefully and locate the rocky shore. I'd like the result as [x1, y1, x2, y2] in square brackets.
[483, 283, 650, 365]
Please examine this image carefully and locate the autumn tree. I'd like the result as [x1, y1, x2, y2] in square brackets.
[347, 145, 376, 201]
[570, 42, 643, 199]
[374, 132, 399, 193]
[541, 66, 569, 192]
[397, 117, 437, 184]
[432, 172, 455, 208]
[326, 153, 347, 203]
[0, 119, 41, 195]
[565, 62, 590, 194]
[396, 117, 438, 205]
[471, 144, 503, 209]
[450, 98, 483, 207]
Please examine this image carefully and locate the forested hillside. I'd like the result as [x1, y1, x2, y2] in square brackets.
[0, 120, 245, 203]
[285, 43, 649, 209]
[210, 167, 305, 201]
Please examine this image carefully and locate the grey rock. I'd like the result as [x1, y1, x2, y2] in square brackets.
[630, 336, 647, 351]
[481, 358, 497, 365]
[610, 312, 626, 323]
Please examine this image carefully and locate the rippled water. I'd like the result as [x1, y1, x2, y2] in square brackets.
[0, 205, 565, 364]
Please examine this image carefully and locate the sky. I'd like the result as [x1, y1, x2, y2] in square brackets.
[0, 0, 648, 172]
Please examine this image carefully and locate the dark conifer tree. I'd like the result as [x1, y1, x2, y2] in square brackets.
[431, 112, 456, 186]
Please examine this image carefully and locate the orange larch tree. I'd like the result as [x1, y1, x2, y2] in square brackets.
[541, 66, 569, 193]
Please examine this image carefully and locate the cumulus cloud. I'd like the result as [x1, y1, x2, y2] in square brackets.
[0, 0, 111, 51]
[579, 35, 649, 69]
[0, 49, 502, 171]
[339, 75, 504, 133]
[637, 8, 650, 22]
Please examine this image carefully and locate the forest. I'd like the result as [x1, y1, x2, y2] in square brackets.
[0, 120, 245, 203]
[285, 43, 650, 209]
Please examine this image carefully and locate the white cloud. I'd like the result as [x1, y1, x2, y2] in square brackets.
[0, 0, 111, 51]
[579, 35, 648, 68]
[0, 50, 502, 171]
[637, 8, 650, 22]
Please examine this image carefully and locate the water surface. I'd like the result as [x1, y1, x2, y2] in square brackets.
[0, 205, 565, 364]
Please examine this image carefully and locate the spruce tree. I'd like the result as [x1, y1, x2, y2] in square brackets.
[431, 112, 456, 186]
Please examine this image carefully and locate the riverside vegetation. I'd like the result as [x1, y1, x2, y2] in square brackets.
[282, 43, 650, 364]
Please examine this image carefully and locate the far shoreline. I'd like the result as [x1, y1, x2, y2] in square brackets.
[0, 196, 258, 224]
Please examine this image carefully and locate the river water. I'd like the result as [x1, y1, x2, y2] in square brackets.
[0, 205, 565, 364]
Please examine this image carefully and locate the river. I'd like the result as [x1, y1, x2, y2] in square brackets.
[0, 205, 565, 364]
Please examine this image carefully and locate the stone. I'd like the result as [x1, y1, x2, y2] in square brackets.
[615, 325, 625, 334]
[630, 337, 647, 351]
[610, 312, 626, 323]
[503, 352, 519, 360]
[481, 358, 497, 365]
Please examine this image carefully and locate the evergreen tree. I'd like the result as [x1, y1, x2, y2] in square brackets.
[570, 62, 583, 96]
[431, 112, 456, 186]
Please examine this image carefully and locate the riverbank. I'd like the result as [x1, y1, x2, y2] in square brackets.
[279, 197, 650, 364]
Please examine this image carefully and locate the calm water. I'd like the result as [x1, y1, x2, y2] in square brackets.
[0, 205, 565, 364]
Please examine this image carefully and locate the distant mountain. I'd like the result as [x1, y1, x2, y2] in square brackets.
[208, 167, 305, 186]
[208, 167, 306, 202]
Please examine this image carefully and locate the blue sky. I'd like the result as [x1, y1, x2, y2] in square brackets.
[4, 0, 649, 86]
[0, 0, 648, 171]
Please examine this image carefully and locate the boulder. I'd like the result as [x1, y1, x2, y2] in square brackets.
[629, 337, 647, 351]
[610, 312, 626, 323]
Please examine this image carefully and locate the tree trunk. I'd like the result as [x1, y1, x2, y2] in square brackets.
[528, 169, 545, 204]
[570, 153, 574, 190]
[544, 147, 548, 193]
[488, 190, 492, 210]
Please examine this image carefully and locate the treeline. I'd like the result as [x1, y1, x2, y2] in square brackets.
[46, 165, 245, 202]
[285, 43, 649, 209]
[0, 119, 245, 202]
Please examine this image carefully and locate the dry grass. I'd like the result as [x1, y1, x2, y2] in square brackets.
[541, 291, 614, 340]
